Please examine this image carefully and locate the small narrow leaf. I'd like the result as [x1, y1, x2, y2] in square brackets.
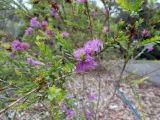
[142, 36, 160, 45]
[129, 76, 149, 85]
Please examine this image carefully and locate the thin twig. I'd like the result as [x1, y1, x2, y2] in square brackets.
[133, 48, 146, 60]
[95, 73, 101, 120]
[85, 2, 93, 38]
[103, 59, 128, 114]
[99, 0, 110, 37]
[0, 87, 40, 114]
[82, 74, 87, 118]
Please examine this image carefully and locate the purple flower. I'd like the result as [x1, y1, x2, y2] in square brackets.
[141, 29, 150, 38]
[75, 59, 97, 73]
[84, 39, 103, 54]
[60, 101, 67, 110]
[9, 52, 15, 58]
[73, 46, 99, 73]
[102, 25, 109, 34]
[25, 27, 33, 35]
[51, 8, 59, 17]
[145, 44, 154, 52]
[66, 109, 74, 119]
[27, 58, 44, 67]
[41, 21, 48, 30]
[91, 9, 97, 17]
[88, 94, 97, 101]
[73, 48, 97, 73]
[77, 0, 87, 4]
[11, 40, 29, 51]
[61, 32, 69, 38]
[30, 17, 41, 28]
[73, 48, 87, 61]
[6, 91, 14, 97]
[46, 30, 53, 37]
[73, 39, 103, 73]
[85, 111, 92, 120]
[67, 95, 74, 99]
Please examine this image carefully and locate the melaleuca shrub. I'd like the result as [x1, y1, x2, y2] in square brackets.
[1, 0, 160, 119]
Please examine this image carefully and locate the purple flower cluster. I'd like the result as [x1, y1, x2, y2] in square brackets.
[145, 44, 154, 52]
[27, 58, 44, 67]
[67, 95, 74, 99]
[41, 21, 48, 30]
[11, 40, 29, 51]
[76, 60, 97, 73]
[91, 9, 97, 17]
[61, 32, 69, 38]
[66, 109, 75, 119]
[88, 94, 97, 101]
[77, 0, 87, 4]
[141, 29, 150, 38]
[46, 29, 54, 37]
[85, 111, 92, 120]
[25, 27, 33, 35]
[25, 17, 51, 37]
[51, 8, 59, 17]
[84, 39, 103, 54]
[73, 39, 103, 73]
[30, 17, 41, 28]
[9, 52, 15, 58]
[103, 25, 109, 34]
[25, 17, 40, 35]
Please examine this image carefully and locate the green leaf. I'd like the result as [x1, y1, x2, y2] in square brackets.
[141, 36, 160, 45]
[55, 31, 73, 54]
[129, 76, 149, 85]
[63, 63, 74, 73]
[35, 39, 52, 61]
[0, 16, 5, 20]
[48, 86, 62, 101]
[117, 0, 144, 12]
[131, 86, 145, 120]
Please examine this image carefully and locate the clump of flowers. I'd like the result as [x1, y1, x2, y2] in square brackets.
[66, 109, 75, 119]
[61, 32, 70, 38]
[84, 39, 103, 54]
[85, 111, 92, 120]
[9, 52, 15, 58]
[75, 59, 97, 73]
[88, 94, 97, 101]
[141, 29, 150, 38]
[30, 17, 41, 28]
[73, 39, 103, 73]
[91, 9, 97, 17]
[27, 58, 44, 67]
[102, 25, 109, 34]
[145, 44, 154, 52]
[25, 27, 33, 35]
[41, 21, 48, 30]
[11, 40, 29, 51]
[51, 8, 59, 17]
[46, 29, 54, 37]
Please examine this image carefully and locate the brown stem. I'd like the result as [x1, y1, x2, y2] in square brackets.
[99, 0, 110, 37]
[104, 58, 128, 112]
[85, 2, 93, 38]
